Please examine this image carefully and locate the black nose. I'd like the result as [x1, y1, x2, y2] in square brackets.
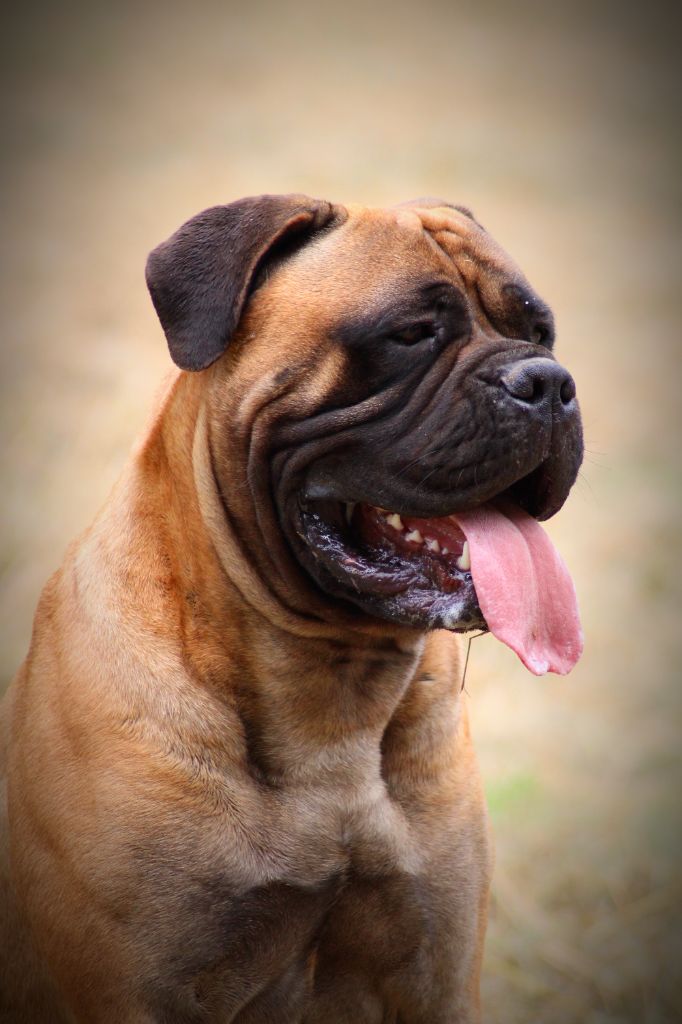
[500, 357, 576, 409]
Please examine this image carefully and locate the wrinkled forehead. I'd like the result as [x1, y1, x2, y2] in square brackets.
[256, 201, 551, 346]
[394, 201, 531, 287]
[338, 202, 552, 342]
[304, 201, 531, 292]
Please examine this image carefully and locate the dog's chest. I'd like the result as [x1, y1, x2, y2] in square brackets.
[153, 781, 423, 1020]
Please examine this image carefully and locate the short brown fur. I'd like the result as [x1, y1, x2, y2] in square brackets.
[0, 198, 571, 1023]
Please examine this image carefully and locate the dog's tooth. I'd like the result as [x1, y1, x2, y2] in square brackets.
[442, 547, 450, 555]
[387, 514, 404, 531]
[456, 541, 470, 571]
[405, 529, 423, 544]
[344, 502, 356, 525]
[425, 537, 440, 553]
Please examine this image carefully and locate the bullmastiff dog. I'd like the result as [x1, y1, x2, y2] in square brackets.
[0, 195, 583, 1023]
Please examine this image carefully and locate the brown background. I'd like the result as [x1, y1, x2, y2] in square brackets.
[1, 1, 680, 1020]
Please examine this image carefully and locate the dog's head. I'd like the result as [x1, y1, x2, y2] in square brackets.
[146, 195, 583, 672]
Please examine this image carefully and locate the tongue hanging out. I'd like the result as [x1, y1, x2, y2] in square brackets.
[354, 501, 583, 675]
[452, 503, 583, 675]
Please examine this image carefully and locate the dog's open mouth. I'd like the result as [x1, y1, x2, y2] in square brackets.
[296, 495, 583, 676]
[298, 499, 481, 627]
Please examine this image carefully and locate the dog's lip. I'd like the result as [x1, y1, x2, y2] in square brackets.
[300, 481, 508, 520]
[296, 482, 537, 527]
[299, 452, 555, 523]
[297, 498, 473, 576]
[289, 494, 486, 633]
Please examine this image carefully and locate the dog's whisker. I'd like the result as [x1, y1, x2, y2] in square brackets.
[575, 471, 597, 502]
[395, 444, 447, 479]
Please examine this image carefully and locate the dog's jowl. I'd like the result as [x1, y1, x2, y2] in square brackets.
[0, 196, 583, 1023]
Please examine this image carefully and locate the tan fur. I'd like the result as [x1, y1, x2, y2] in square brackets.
[0, 204, 508, 1023]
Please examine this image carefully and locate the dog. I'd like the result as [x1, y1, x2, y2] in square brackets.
[0, 195, 583, 1023]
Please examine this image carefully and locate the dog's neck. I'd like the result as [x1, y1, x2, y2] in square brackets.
[115, 370, 447, 784]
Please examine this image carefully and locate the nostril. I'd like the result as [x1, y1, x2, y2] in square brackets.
[559, 375, 576, 406]
[505, 371, 543, 402]
[501, 362, 547, 404]
[528, 376, 546, 403]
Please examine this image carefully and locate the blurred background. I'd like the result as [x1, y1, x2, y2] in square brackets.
[1, 1, 680, 1020]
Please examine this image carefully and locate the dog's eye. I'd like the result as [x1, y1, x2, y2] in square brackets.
[530, 322, 553, 347]
[391, 322, 437, 346]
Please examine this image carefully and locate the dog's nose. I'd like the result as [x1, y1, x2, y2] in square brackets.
[500, 358, 576, 409]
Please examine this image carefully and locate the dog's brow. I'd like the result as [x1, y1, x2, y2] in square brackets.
[333, 279, 468, 347]
[486, 282, 555, 347]
[417, 207, 478, 239]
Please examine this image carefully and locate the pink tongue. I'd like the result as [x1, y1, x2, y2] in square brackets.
[452, 504, 583, 675]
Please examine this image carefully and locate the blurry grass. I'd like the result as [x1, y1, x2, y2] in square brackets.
[485, 859, 682, 1023]
[486, 771, 541, 818]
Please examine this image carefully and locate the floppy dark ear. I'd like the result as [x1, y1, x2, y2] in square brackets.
[146, 194, 338, 371]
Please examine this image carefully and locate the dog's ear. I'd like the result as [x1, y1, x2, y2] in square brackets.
[146, 194, 339, 371]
